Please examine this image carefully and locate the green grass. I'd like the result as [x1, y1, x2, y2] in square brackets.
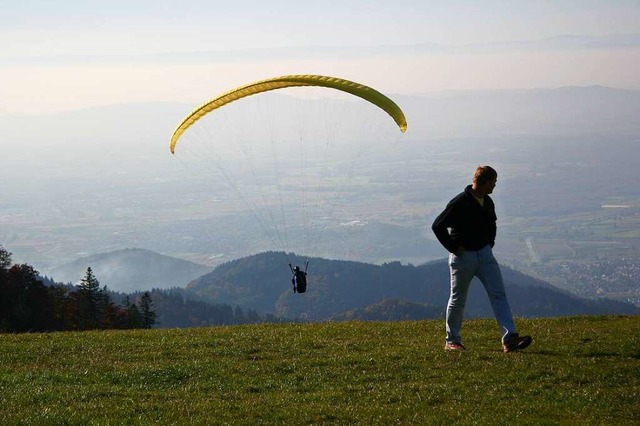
[1, 316, 639, 425]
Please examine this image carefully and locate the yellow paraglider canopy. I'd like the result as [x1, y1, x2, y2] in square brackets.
[170, 74, 407, 153]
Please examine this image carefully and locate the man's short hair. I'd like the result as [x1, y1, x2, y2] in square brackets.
[473, 165, 497, 186]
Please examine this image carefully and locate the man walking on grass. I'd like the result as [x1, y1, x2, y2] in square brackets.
[432, 165, 532, 353]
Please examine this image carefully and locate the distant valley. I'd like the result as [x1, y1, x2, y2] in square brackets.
[2, 86, 640, 307]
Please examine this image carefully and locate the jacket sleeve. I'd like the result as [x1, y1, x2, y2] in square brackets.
[489, 221, 496, 247]
[487, 197, 497, 247]
[431, 199, 459, 253]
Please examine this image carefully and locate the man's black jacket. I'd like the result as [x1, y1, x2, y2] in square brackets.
[431, 185, 497, 253]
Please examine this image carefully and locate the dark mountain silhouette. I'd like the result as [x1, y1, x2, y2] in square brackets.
[47, 248, 211, 293]
[187, 252, 639, 321]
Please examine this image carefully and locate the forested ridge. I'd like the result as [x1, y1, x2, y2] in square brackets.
[0, 246, 156, 332]
[0, 246, 292, 333]
[3, 246, 638, 334]
[188, 251, 640, 320]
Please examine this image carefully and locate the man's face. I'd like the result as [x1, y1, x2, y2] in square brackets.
[482, 178, 497, 195]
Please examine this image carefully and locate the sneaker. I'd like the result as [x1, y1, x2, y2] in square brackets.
[502, 334, 532, 353]
[444, 342, 466, 351]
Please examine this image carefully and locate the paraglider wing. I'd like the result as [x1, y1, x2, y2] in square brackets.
[169, 74, 407, 153]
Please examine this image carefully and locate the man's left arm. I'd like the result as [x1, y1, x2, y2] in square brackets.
[487, 197, 497, 247]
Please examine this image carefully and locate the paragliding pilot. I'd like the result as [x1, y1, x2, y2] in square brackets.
[289, 262, 308, 293]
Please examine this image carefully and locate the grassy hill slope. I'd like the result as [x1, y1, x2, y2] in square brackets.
[1, 316, 638, 424]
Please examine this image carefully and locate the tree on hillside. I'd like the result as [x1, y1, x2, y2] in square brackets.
[123, 296, 142, 328]
[47, 284, 69, 331]
[76, 267, 102, 329]
[21, 264, 55, 330]
[139, 291, 157, 329]
[0, 245, 11, 270]
[75, 267, 119, 330]
[0, 246, 13, 329]
[0, 261, 54, 332]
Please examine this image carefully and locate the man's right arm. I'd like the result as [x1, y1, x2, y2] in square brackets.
[432, 200, 459, 254]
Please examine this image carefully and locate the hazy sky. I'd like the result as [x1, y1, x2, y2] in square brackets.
[1, 0, 639, 114]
